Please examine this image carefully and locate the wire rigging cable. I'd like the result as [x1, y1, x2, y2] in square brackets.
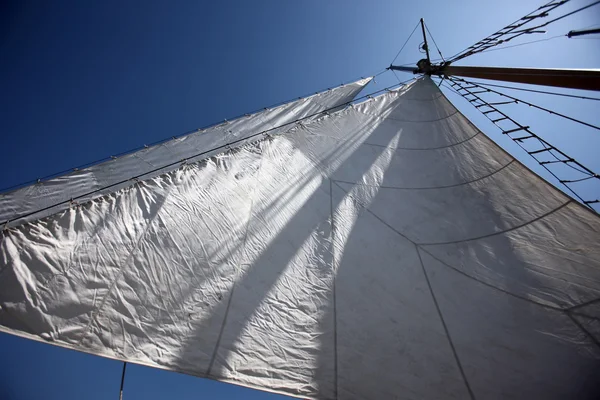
[450, 77, 600, 131]
[390, 21, 421, 65]
[477, 34, 565, 54]
[461, 80, 600, 101]
[424, 22, 445, 61]
[445, 0, 569, 62]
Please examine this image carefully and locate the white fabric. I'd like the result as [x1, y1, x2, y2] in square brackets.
[1, 78, 600, 399]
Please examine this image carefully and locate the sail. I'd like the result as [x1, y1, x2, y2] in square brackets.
[1, 77, 599, 399]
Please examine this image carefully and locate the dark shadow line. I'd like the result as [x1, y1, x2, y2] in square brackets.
[362, 131, 481, 151]
[418, 200, 572, 246]
[565, 297, 600, 311]
[357, 109, 460, 123]
[570, 311, 600, 322]
[333, 160, 515, 191]
[567, 313, 600, 349]
[399, 93, 444, 101]
[415, 246, 476, 400]
[331, 181, 415, 245]
[333, 182, 573, 313]
[339, 186, 571, 313]
[418, 247, 564, 312]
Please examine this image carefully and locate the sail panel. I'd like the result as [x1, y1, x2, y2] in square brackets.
[1, 78, 599, 399]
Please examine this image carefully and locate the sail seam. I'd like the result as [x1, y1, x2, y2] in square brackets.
[304, 128, 481, 151]
[565, 296, 600, 311]
[566, 313, 600, 349]
[415, 246, 476, 400]
[419, 200, 572, 246]
[356, 108, 460, 123]
[361, 131, 481, 151]
[333, 159, 515, 191]
[418, 247, 564, 311]
[570, 311, 600, 322]
[334, 180, 582, 312]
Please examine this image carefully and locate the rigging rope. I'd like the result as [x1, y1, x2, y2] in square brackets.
[445, 0, 567, 62]
[439, 77, 600, 210]
[476, 34, 565, 54]
[460, 80, 600, 101]
[445, 0, 600, 63]
[391, 21, 421, 65]
[1, 78, 416, 227]
[424, 22, 445, 62]
[119, 362, 127, 400]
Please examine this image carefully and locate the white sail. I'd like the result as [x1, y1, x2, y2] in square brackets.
[1, 77, 599, 399]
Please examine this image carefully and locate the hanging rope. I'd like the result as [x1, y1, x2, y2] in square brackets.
[119, 362, 127, 400]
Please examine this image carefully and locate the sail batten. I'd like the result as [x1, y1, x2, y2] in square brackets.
[1, 77, 599, 399]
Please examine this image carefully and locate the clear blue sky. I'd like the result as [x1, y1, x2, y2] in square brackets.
[1, 1, 599, 399]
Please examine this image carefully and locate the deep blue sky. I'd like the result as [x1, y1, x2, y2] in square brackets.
[1, 1, 599, 399]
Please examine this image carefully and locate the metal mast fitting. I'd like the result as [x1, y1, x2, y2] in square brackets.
[418, 18, 432, 72]
[389, 40, 600, 91]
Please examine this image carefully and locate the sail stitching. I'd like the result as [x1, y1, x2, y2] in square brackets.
[303, 127, 481, 151]
[334, 181, 587, 312]
[353, 195, 597, 319]
[416, 246, 476, 400]
[418, 200, 572, 246]
[419, 247, 564, 311]
[333, 159, 515, 191]
[566, 313, 600, 348]
[357, 108, 460, 123]
[361, 131, 481, 151]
